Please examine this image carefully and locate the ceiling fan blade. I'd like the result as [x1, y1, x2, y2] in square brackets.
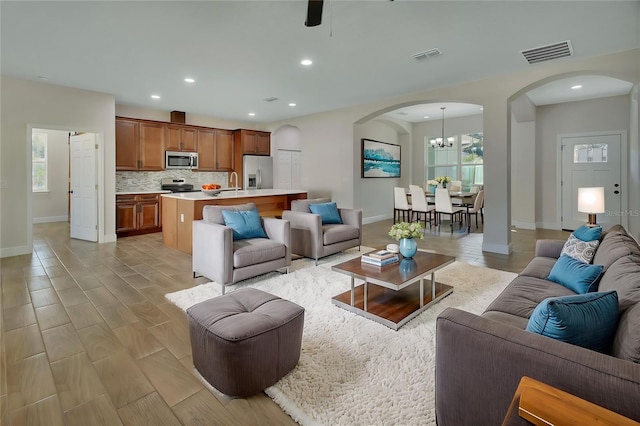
[305, 0, 324, 27]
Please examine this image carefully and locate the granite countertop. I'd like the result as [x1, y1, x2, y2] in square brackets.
[116, 190, 172, 195]
[161, 189, 307, 200]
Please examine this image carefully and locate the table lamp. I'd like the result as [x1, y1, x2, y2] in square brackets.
[577, 187, 605, 227]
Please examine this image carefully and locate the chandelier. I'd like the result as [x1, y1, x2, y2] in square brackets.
[431, 106, 454, 148]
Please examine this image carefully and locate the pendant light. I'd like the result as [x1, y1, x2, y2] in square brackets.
[431, 106, 454, 148]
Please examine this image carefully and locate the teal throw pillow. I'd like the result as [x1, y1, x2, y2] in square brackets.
[309, 202, 342, 225]
[526, 291, 619, 353]
[547, 253, 603, 293]
[221, 208, 267, 240]
[573, 225, 602, 242]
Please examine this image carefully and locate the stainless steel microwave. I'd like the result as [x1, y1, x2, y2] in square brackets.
[165, 151, 198, 169]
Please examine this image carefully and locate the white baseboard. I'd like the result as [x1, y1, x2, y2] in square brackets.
[511, 221, 536, 230]
[101, 233, 117, 243]
[363, 214, 392, 225]
[481, 241, 513, 255]
[536, 221, 561, 230]
[1, 245, 32, 258]
[32, 215, 68, 224]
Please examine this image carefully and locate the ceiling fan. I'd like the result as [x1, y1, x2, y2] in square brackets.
[305, 0, 324, 27]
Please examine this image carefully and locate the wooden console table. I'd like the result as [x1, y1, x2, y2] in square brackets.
[502, 376, 639, 426]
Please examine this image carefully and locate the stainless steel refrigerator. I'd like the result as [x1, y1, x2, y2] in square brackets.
[243, 155, 273, 189]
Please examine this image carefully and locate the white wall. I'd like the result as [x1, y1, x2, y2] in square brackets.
[535, 95, 631, 229]
[268, 48, 639, 254]
[32, 129, 69, 223]
[1, 76, 116, 257]
[510, 95, 537, 229]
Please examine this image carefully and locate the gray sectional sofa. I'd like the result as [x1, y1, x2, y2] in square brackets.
[435, 224, 640, 425]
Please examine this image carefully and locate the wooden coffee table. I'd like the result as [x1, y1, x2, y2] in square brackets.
[331, 250, 455, 330]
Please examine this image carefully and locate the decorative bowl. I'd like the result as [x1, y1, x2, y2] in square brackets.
[386, 243, 400, 254]
[202, 189, 221, 196]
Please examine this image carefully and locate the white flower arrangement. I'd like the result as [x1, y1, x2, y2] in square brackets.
[389, 222, 425, 240]
[435, 176, 451, 184]
[427, 179, 439, 186]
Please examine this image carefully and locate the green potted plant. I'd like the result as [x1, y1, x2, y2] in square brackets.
[389, 221, 424, 258]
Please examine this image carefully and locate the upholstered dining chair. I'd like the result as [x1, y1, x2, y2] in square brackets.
[192, 203, 291, 294]
[283, 198, 362, 265]
[435, 188, 466, 233]
[450, 180, 463, 192]
[394, 187, 412, 223]
[410, 185, 434, 228]
[465, 190, 485, 231]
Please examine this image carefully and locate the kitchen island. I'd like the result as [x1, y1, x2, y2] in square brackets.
[161, 189, 307, 254]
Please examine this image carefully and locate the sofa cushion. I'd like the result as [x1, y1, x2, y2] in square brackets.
[520, 257, 558, 279]
[232, 238, 286, 268]
[612, 302, 640, 363]
[573, 224, 603, 242]
[323, 224, 360, 245]
[598, 256, 640, 311]
[593, 226, 640, 270]
[309, 202, 342, 225]
[222, 208, 267, 240]
[561, 234, 600, 264]
[290, 197, 331, 213]
[203, 203, 257, 225]
[547, 254, 603, 294]
[481, 311, 530, 329]
[526, 291, 619, 353]
[484, 275, 575, 319]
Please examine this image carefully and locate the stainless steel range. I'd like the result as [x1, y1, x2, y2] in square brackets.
[161, 178, 201, 193]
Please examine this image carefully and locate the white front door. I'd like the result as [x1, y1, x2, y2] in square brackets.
[70, 133, 98, 241]
[561, 133, 622, 231]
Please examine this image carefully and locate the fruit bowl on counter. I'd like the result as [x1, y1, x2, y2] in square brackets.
[201, 184, 222, 196]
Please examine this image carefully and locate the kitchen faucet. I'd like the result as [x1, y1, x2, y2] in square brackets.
[229, 171, 239, 195]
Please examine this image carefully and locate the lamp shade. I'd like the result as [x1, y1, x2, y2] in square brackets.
[578, 187, 605, 214]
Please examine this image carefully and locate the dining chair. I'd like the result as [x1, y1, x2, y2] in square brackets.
[435, 188, 466, 233]
[409, 185, 434, 228]
[394, 187, 412, 223]
[465, 189, 484, 231]
[450, 180, 463, 192]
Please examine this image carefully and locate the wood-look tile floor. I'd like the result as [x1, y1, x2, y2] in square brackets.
[0, 220, 568, 425]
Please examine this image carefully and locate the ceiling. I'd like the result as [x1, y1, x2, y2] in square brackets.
[1, 1, 638, 124]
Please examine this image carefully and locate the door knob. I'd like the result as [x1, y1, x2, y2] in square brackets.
[68, 190, 74, 194]
[614, 183, 619, 187]
[614, 190, 620, 194]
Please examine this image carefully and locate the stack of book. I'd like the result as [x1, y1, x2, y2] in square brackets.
[361, 250, 400, 266]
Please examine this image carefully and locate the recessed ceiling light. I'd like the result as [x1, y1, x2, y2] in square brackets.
[300, 59, 313, 66]
[289, 103, 296, 107]
[571, 84, 583, 90]
[248, 112, 256, 117]
[184, 77, 195, 83]
[423, 115, 429, 119]
[151, 94, 161, 100]
[480, 107, 484, 111]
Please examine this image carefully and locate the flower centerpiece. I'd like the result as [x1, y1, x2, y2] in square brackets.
[427, 179, 439, 193]
[435, 176, 451, 188]
[389, 221, 424, 258]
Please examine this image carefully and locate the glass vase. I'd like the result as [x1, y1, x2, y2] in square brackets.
[399, 238, 417, 258]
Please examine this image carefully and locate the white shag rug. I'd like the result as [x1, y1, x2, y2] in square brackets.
[165, 248, 517, 426]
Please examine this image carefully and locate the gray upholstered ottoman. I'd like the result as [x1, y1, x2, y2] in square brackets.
[186, 287, 305, 397]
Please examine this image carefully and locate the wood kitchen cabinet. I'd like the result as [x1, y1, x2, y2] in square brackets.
[116, 193, 162, 237]
[165, 125, 197, 152]
[197, 129, 234, 171]
[116, 117, 164, 171]
[236, 129, 270, 155]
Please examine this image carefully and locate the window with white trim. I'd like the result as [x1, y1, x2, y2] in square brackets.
[425, 132, 483, 191]
[32, 132, 48, 192]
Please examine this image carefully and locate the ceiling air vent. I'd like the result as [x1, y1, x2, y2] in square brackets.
[521, 40, 573, 64]
[411, 48, 442, 60]
[263, 97, 279, 102]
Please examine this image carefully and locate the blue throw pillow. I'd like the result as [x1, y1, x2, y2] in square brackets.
[547, 254, 603, 293]
[526, 291, 619, 353]
[309, 202, 342, 225]
[221, 208, 267, 240]
[573, 225, 602, 242]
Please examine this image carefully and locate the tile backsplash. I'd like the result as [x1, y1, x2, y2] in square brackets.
[116, 170, 230, 192]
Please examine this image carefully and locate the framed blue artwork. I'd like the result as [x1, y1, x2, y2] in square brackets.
[362, 139, 401, 178]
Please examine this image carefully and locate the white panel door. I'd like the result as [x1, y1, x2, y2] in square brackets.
[276, 149, 301, 189]
[561, 133, 621, 231]
[291, 150, 301, 189]
[70, 133, 98, 241]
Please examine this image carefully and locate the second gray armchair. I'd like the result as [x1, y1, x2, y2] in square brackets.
[283, 198, 362, 265]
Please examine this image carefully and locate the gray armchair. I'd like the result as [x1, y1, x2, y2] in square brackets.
[192, 203, 290, 294]
[282, 198, 362, 265]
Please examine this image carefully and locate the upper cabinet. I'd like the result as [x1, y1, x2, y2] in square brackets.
[236, 129, 270, 156]
[116, 118, 164, 171]
[197, 129, 234, 171]
[165, 125, 197, 152]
